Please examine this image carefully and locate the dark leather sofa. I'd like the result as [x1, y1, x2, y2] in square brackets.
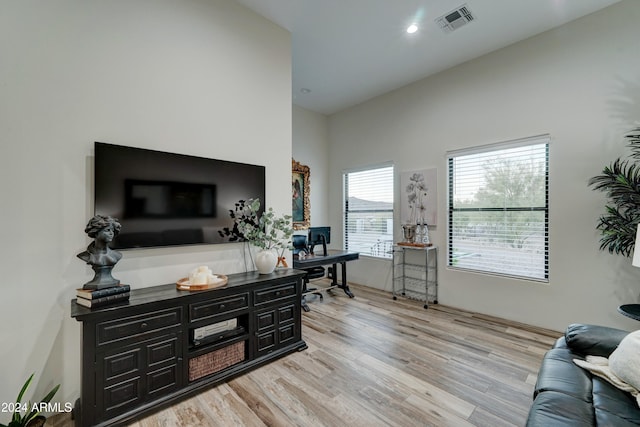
[526, 323, 640, 426]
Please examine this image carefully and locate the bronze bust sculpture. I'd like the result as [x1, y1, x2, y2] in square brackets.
[77, 215, 122, 290]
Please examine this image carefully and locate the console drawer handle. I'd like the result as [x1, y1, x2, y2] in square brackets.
[141, 322, 148, 329]
[220, 304, 226, 310]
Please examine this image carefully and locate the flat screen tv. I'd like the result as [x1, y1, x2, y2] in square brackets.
[94, 142, 266, 249]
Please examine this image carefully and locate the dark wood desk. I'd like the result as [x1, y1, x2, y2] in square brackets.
[293, 250, 359, 311]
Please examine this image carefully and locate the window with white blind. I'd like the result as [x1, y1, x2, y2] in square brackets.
[343, 164, 394, 258]
[447, 135, 549, 281]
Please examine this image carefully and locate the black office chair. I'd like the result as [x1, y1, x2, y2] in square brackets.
[292, 235, 325, 312]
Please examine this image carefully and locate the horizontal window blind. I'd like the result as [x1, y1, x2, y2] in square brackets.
[344, 165, 394, 258]
[447, 136, 549, 281]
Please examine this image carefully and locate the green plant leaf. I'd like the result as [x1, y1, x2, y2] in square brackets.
[10, 374, 34, 424]
[24, 416, 46, 427]
[250, 198, 261, 212]
[40, 384, 60, 404]
[23, 384, 60, 425]
[15, 374, 34, 404]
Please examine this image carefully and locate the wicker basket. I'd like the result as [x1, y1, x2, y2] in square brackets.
[189, 341, 245, 381]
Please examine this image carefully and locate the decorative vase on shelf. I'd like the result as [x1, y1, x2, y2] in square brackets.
[255, 249, 278, 274]
[417, 223, 430, 244]
[401, 224, 417, 243]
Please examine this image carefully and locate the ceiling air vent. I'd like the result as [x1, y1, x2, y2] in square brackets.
[435, 4, 474, 33]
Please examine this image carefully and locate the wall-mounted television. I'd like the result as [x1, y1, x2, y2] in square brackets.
[94, 142, 265, 249]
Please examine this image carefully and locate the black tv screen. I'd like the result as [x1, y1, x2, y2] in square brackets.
[94, 142, 265, 249]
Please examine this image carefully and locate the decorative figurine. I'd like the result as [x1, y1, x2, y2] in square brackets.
[77, 215, 123, 290]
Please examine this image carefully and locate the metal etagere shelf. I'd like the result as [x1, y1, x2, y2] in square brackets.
[392, 245, 438, 309]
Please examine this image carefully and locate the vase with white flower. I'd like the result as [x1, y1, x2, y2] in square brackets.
[222, 198, 293, 274]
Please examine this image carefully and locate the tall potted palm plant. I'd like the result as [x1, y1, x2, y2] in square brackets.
[589, 127, 640, 256]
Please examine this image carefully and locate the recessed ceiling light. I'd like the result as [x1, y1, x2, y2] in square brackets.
[300, 88, 311, 94]
[406, 24, 418, 34]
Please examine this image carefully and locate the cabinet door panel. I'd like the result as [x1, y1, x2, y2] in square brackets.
[104, 376, 143, 416]
[278, 323, 296, 345]
[257, 330, 276, 353]
[256, 310, 275, 331]
[278, 304, 295, 323]
[104, 348, 141, 383]
[254, 299, 299, 355]
[147, 336, 179, 368]
[148, 365, 179, 396]
[97, 331, 182, 423]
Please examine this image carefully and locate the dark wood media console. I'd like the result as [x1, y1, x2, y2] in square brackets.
[70, 269, 307, 427]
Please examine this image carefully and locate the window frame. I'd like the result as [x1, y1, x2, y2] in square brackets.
[446, 135, 550, 282]
[342, 163, 395, 259]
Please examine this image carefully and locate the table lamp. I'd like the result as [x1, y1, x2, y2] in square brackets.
[633, 223, 640, 268]
[619, 223, 640, 320]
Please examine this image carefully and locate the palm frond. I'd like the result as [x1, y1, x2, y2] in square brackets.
[595, 205, 640, 256]
[589, 158, 640, 210]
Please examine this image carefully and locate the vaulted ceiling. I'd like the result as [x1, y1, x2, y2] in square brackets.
[235, 0, 622, 115]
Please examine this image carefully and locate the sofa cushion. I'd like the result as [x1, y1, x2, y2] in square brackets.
[528, 377, 640, 427]
[565, 324, 628, 357]
[592, 377, 640, 425]
[526, 391, 595, 427]
[610, 330, 640, 392]
[594, 409, 640, 427]
[534, 348, 592, 401]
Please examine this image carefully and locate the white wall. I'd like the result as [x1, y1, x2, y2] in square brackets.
[0, 0, 290, 410]
[292, 105, 331, 229]
[326, 0, 640, 332]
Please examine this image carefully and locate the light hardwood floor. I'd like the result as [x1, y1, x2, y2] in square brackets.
[50, 281, 560, 427]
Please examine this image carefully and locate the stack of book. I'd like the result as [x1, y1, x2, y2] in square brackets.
[75, 284, 130, 308]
